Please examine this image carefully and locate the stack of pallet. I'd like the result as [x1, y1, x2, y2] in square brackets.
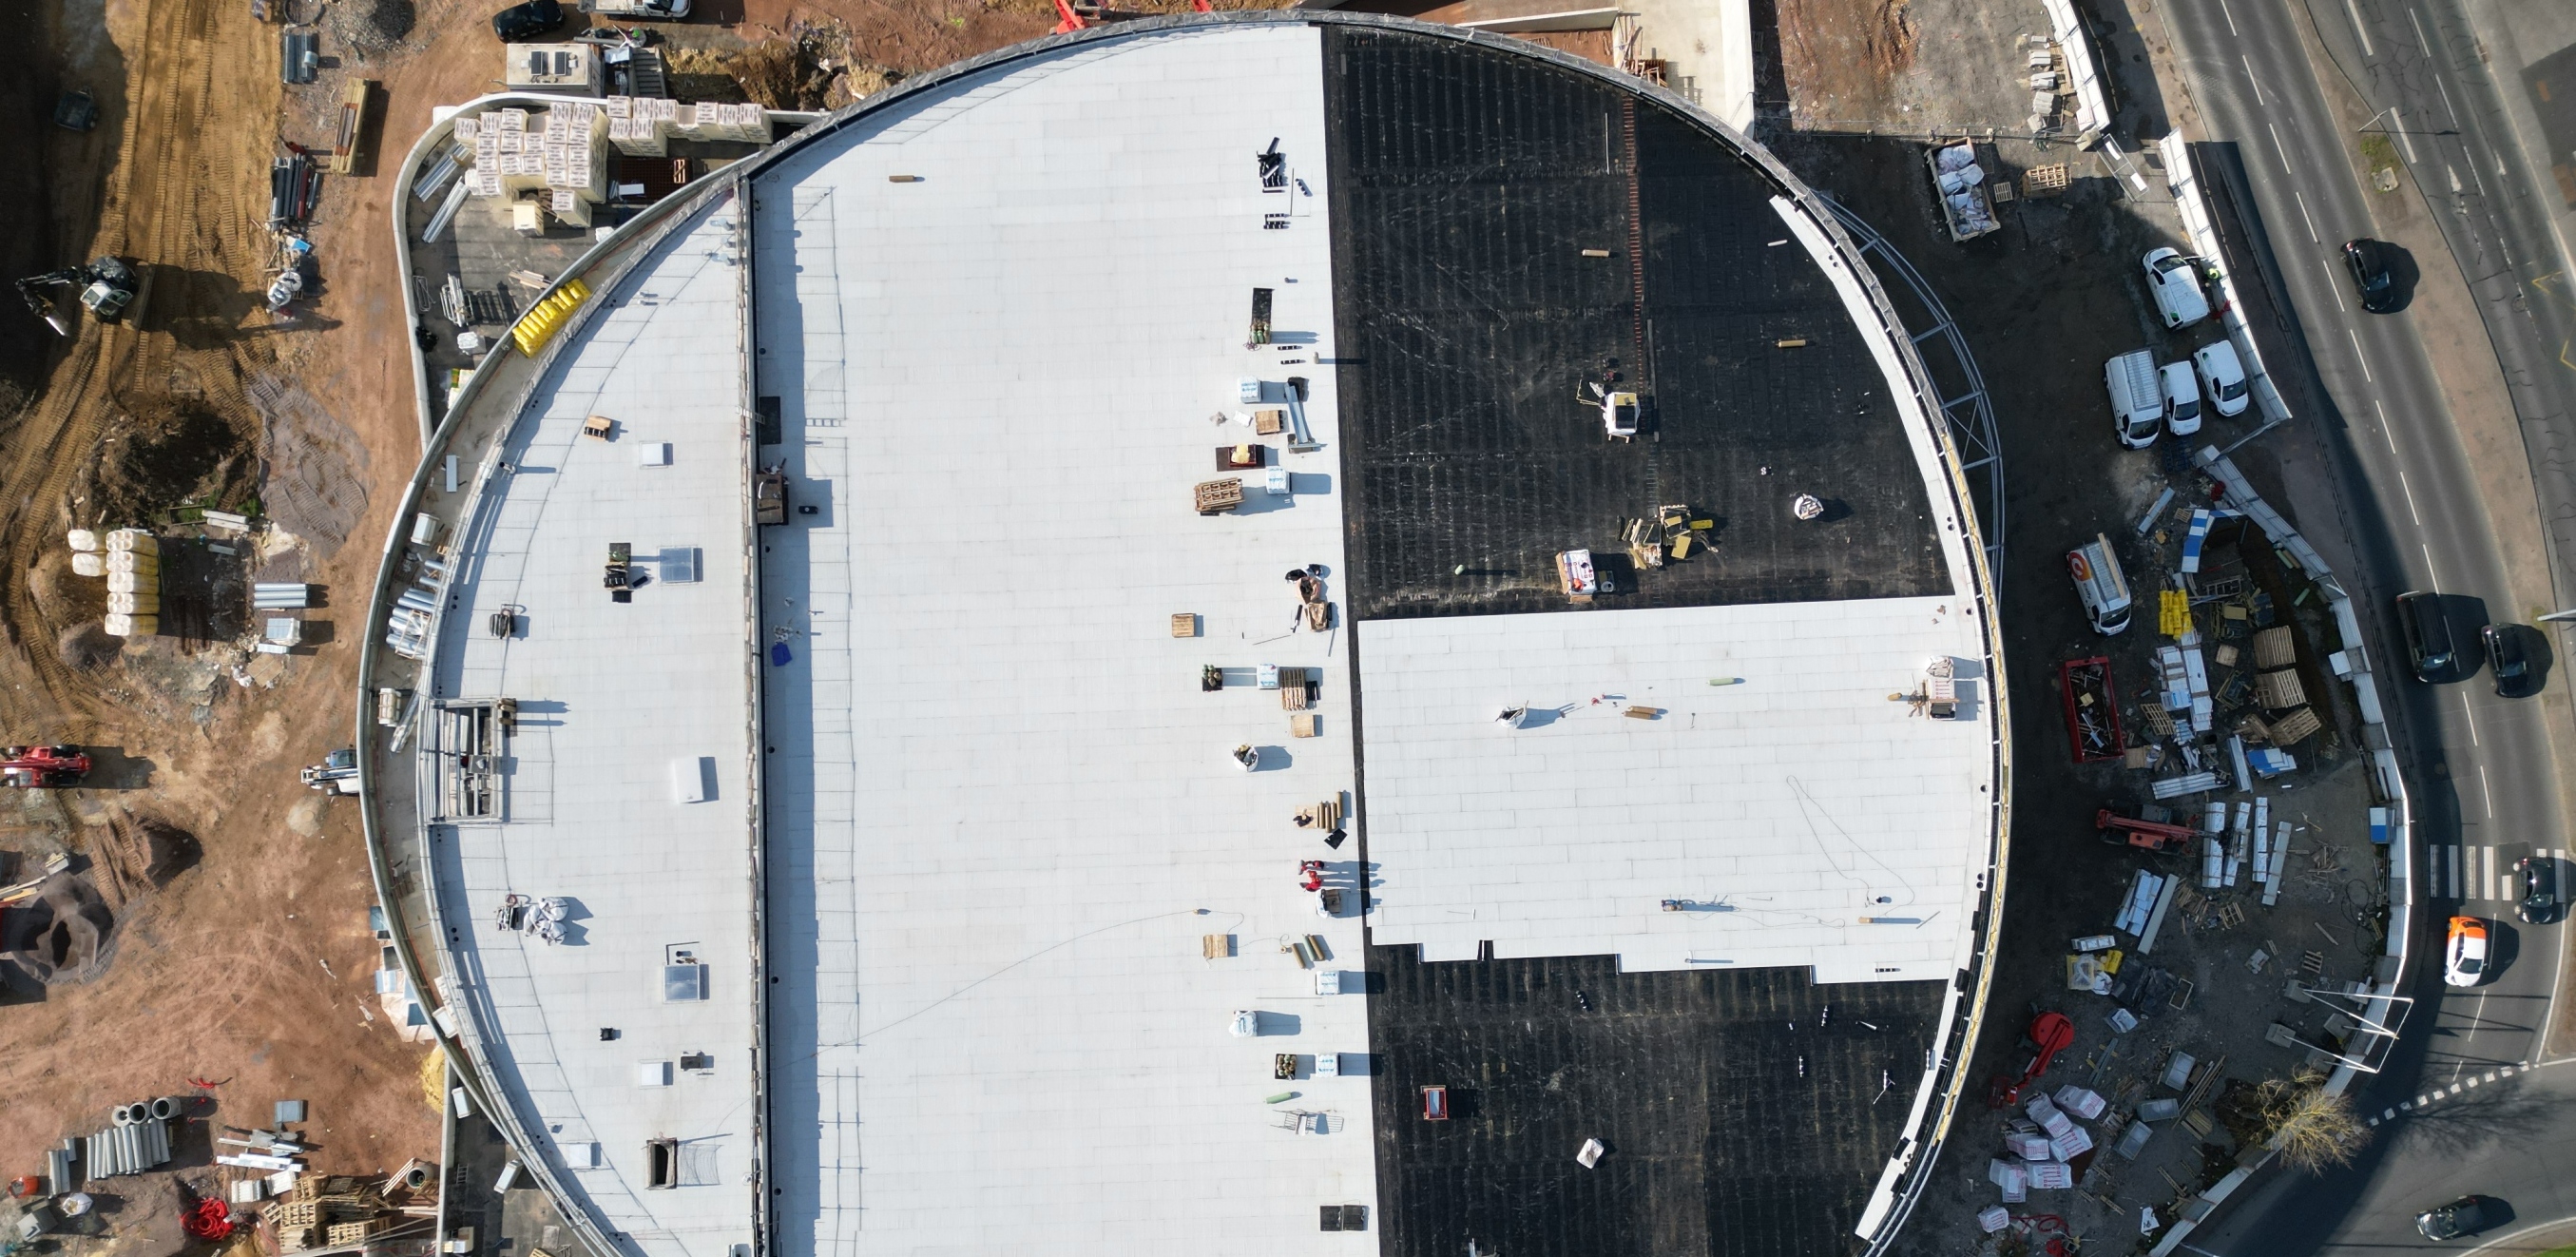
[268, 1175, 391, 1252]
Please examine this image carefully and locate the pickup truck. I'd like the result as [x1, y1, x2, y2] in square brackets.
[579, 0, 688, 18]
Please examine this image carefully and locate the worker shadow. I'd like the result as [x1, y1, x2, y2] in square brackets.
[1319, 860, 1379, 896]
[82, 746, 156, 790]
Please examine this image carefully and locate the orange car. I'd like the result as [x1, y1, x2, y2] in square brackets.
[2444, 916, 2489, 988]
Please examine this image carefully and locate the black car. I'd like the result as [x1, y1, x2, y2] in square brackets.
[492, 0, 565, 41]
[2520, 855, 2563, 925]
[2395, 591, 2456, 682]
[2417, 1195, 2493, 1241]
[2345, 238, 2398, 313]
[2484, 623, 2539, 698]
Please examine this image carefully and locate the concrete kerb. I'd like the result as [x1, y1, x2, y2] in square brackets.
[2139, 446, 2414, 1257]
[2037, 0, 2113, 143]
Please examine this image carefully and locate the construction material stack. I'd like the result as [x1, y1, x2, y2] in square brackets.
[96, 529, 159, 638]
[606, 95, 682, 156]
[670, 101, 767, 145]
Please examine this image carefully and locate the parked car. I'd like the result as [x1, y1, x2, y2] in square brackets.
[492, 0, 566, 40]
[2143, 247, 2211, 329]
[2345, 238, 2398, 313]
[2160, 360, 2202, 437]
[2443, 916, 2489, 987]
[2105, 349, 2166, 449]
[2483, 624, 2538, 698]
[2394, 591, 2456, 682]
[2067, 533, 2133, 635]
[2519, 855, 2562, 925]
[2416, 1195, 2494, 1241]
[2193, 339, 2250, 416]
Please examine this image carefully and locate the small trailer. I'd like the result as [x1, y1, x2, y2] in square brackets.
[1927, 140, 2001, 242]
[2058, 656, 2124, 763]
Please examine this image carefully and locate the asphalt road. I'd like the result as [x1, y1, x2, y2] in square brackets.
[2155, 0, 2573, 1249]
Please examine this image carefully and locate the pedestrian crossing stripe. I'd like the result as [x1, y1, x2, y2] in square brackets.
[2424, 845, 2566, 900]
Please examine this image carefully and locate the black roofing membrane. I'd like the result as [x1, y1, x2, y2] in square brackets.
[1363, 946, 1944, 1257]
[1323, 28, 1951, 621]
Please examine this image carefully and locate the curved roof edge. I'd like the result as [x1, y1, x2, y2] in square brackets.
[355, 15, 2010, 1255]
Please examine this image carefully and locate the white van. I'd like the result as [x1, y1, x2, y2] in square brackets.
[2067, 533, 2133, 635]
[2160, 360, 2202, 437]
[2105, 350, 2164, 449]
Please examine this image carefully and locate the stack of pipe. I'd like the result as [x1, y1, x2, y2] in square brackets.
[254, 584, 314, 610]
[102, 532, 160, 637]
[67, 529, 103, 579]
[83, 1101, 175, 1181]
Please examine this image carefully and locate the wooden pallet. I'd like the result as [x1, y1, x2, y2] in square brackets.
[1297, 798, 1343, 830]
[1194, 478, 1244, 514]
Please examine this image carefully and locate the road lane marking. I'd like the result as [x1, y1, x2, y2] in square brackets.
[2423, 541, 2442, 588]
[2269, 122, 2297, 176]
[2437, 73, 2461, 129]
[2296, 191, 2320, 242]
[2243, 55, 2265, 106]
[2451, 842, 2463, 895]
[2482, 764, 2494, 818]
[2375, 398, 2394, 453]
[2326, 257, 2350, 311]
[2220, 0, 2239, 36]
[2351, 327, 2374, 380]
[2462, 690, 2481, 745]
[2345, 0, 2375, 55]
[2410, 6, 2432, 55]
[2486, 1072, 2497, 1082]
[2398, 470, 2423, 524]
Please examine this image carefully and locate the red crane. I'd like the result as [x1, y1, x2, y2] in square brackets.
[1054, 0, 1211, 34]
[0, 745, 90, 789]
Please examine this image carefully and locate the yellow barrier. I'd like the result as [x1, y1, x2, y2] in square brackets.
[509, 278, 592, 357]
[2160, 588, 2191, 637]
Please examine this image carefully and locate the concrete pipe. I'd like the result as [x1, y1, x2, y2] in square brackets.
[149, 1096, 179, 1121]
[108, 1106, 133, 1128]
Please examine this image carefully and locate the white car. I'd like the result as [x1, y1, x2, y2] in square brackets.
[2159, 361, 2201, 438]
[2193, 339, 2249, 416]
[2443, 916, 2489, 988]
[2143, 247, 2211, 329]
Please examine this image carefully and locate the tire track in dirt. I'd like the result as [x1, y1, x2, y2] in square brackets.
[0, 0, 253, 724]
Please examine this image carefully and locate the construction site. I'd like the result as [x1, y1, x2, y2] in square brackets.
[0, 0, 2438, 1250]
